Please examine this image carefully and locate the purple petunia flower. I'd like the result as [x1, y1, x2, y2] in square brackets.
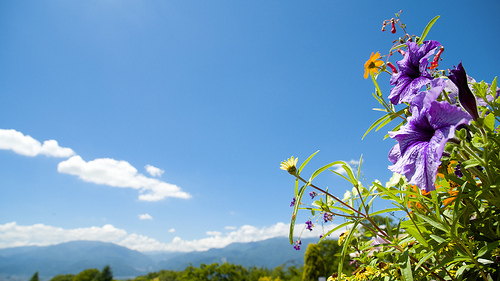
[448, 62, 479, 120]
[388, 80, 472, 192]
[388, 40, 441, 105]
[305, 220, 313, 231]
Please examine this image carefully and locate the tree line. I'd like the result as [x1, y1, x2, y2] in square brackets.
[34, 239, 354, 281]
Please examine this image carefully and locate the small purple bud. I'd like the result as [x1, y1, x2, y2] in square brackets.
[305, 220, 313, 231]
[449, 62, 479, 120]
[454, 162, 463, 178]
[309, 191, 317, 199]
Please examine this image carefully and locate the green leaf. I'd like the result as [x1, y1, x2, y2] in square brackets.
[298, 151, 319, 174]
[429, 234, 446, 244]
[289, 184, 307, 244]
[402, 223, 428, 247]
[461, 158, 482, 169]
[373, 182, 403, 204]
[363, 112, 391, 140]
[484, 112, 495, 132]
[310, 161, 346, 182]
[401, 250, 414, 281]
[319, 221, 354, 243]
[478, 258, 494, 264]
[338, 221, 359, 275]
[415, 250, 436, 270]
[375, 108, 406, 132]
[491, 77, 497, 98]
[414, 212, 449, 232]
[368, 208, 400, 217]
[343, 164, 358, 186]
[417, 15, 440, 45]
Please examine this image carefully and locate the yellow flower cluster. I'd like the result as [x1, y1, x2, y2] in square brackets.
[338, 230, 349, 246]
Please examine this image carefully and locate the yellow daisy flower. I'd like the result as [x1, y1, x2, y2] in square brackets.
[280, 156, 298, 175]
[364, 52, 384, 79]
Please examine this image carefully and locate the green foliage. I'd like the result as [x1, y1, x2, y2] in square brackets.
[30, 271, 39, 281]
[127, 262, 302, 281]
[303, 243, 326, 281]
[282, 12, 500, 281]
[97, 265, 113, 281]
[50, 274, 75, 281]
[74, 268, 100, 281]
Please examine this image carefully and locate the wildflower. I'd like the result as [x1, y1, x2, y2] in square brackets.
[305, 220, 313, 231]
[309, 191, 317, 199]
[328, 273, 348, 281]
[386, 62, 398, 74]
[280, 156, 298, 175]
[338, 230, 349, 246]
[293, 239, 301, 250]
[454, 162, 463, 178]
[448, 62, 479, 120]
[390, 19, 396, 33]
[388, 79, 472, 192]
[290, 197, 296, 207]
[388, 40, 441, 105]
[428, 46, 444, 70]
[354, 266, 376, 280]
[364, 52, 384, 79]
[443, 190, 459, 206]
[324, 212, 333, 222]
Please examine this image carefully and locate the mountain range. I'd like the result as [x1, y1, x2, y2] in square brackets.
[0, 237, 318, 280]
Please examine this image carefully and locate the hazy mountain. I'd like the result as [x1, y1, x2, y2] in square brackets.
[152, 237, 317, 271]
[0, 237, 320, 280]
[0, 241, 154, 278]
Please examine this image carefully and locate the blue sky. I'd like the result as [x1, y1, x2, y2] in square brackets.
[1, 1, 499, 252]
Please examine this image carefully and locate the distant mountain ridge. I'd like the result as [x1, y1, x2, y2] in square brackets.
[0, 237, 319, 280]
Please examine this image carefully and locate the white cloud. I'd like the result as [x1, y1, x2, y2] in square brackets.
[0, 129, 75, 158]
[57, 156, 191, 201]
[0, 222, 127, 249]
[0, 221, 345, 252]
[224, 226, 236, 230]
[139, 214, 153, 220]
[331, 159, 362, 175]
[206, 231, 222, 236]
[145, 165, 164, 177]
[168, 228, 175, 233]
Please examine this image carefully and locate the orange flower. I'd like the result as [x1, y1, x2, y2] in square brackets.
[364, 52, 384, 79]
[407, 185, 429, 213]
[443, 190, 459, 206]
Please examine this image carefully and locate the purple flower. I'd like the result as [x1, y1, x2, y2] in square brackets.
[293, 239, 302, 250]
[388, 40, 441, 105]
[370, 236, 389, 246]
[454, 162, 463, 178]
[305, 220, 313, 231]
[290, 197, 296, 207]
[309, 191, 317, 199]
[323, 212, 333, 223]
[448, 62, 479, 120]
[388, 80, 472, 192]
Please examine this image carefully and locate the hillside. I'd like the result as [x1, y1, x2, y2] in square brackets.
[0, 237, 320, 279]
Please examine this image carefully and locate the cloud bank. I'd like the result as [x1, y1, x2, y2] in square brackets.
[0, 221, 344, 252]
[0, 128, 191, 202]
[57, 156, 191, 201]
[0, 129, 75, 158]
